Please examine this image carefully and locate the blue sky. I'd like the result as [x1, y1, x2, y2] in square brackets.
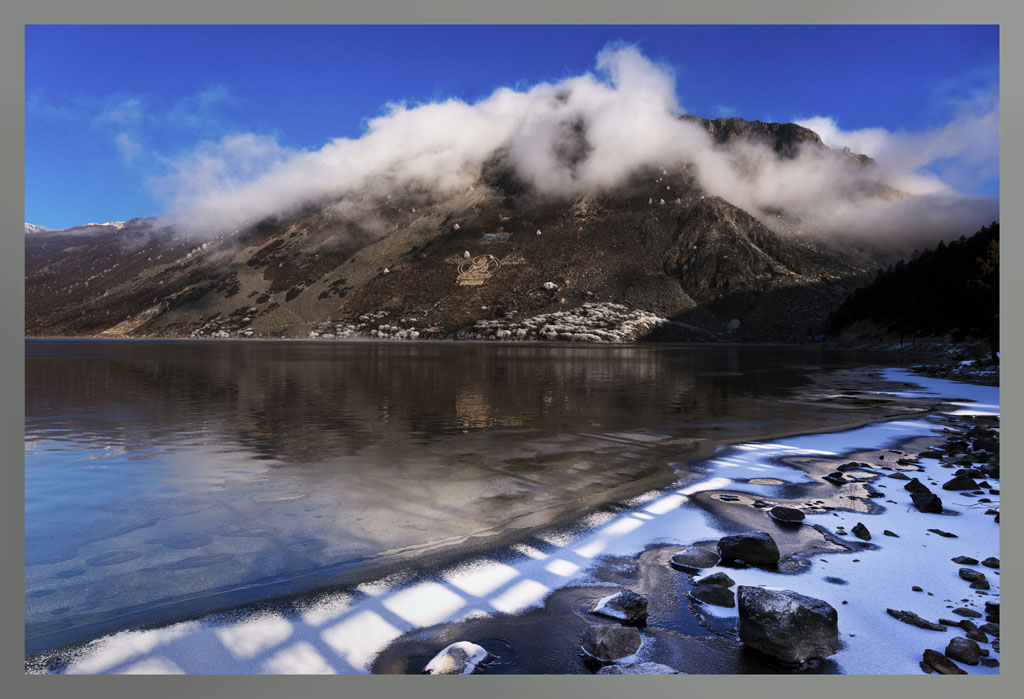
[25, 25, 999, 230]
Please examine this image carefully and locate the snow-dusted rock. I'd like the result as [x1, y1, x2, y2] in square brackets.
[590, 589, 647, 623]
[581, 625, 642, 662]
[737, 586, 839, 663]
[422, 641, 490, 675]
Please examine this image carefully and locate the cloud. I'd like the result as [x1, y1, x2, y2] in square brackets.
[114, 132, 143, 166]
[152, 45, 998, 247]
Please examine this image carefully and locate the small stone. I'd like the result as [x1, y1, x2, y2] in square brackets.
[851, 522, 871, 541]
[886, 472, 912, 480]
[970, 579, 990, 590]
[980, 658, 999, 668]
[958, 568, 986, 583]
[669, 546, 720, 573]
[945, 637, 981, 665]
[887, 609, 945, 631]
[952, 607, 982, 618]
[927, 529, 957, 538]
[981, 557, 999, 569]
[912, 586, 923, 592]
[979, 622, 999, 637]
[951, 556, 979, 565]
[884, 530, 899, 537]
[694, 571, 735, 588]
[966, 630, 988, 643]
[719, 494, 740, 501]
[822, 472, 847, 485]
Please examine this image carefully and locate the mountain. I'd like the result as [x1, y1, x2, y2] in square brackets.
[25, 118, 915, 343]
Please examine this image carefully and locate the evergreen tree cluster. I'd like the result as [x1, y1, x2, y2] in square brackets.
[828, 222, 999, 352]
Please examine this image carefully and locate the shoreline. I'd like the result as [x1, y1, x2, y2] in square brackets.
[26, 368, 999, 675]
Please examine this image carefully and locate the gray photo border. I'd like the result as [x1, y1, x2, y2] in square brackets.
[2, 2, 1018, 698]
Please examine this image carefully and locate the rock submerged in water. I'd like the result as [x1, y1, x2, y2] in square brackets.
[669, 546, 720, 573]
[581, 624, 642, 662]
[590, 589, 648, 624]
[596, 662, 682, 675]
[737, 586, 839, 663]
[422, 641, 490, 675]
[717, 531, 780, 567]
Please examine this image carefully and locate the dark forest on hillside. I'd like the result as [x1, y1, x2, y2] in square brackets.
[828, 222, 999, 358]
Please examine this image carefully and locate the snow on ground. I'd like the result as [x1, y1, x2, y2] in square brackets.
[39, 368, 998, 675]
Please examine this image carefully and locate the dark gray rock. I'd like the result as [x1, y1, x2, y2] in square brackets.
[979, 622, 999, 637]
[422, 641, 490, 675]
[981, 557, 999, 569]
[717, 532, 780, 567]
[884, 530, 899, 537]
[596, 662, 681, 675]
[669, 546, 720, 573]
[822, 472, 847, 486]
[689, 585, 736, 607]
[851, 522, 871, 541]
[983, 601, 999, 617]
[927, 529, 957, 538]
[886, 472, 912, 480]
[922, 649, 967, 675]
[590, 589, 648, 624]
[581, 625, 642, 662]
[951, 556, 979, 565]
[945, 637, 981, 665]
[943, 475, 980, 491]
[911, 489, 943, 514]
[980, 658, 999, 668]
[904, 478, 930, 494]
[952, 607, 982, 618]
[694, 571, 735, 587]
[887, 609, 945, 631]
[959, 568, 986, 583]
[970, 579, 990, 590]
[737, 586, 839, 663]
[768, 506, 804, 523]
[966, 630, 988, 643]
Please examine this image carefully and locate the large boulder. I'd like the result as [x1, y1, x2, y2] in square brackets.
[910, 488, 943, 514]
[718, 532, 780, 566]
[422, 641, 490, 675]
[945, 637, 981, 666]
[942, 475, 980, 491]
[737, 586, 839, 663]
[590, 589, 648, 624]
[581, 625, 642, 662]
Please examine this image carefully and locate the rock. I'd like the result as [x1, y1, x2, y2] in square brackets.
[581, 625, 642, 662]
[717, 532, 780, 567]
[966, 630, 988, 643]
[912, 586, 923, 592]
[919, 450, 943, 458]
[958, 568, 986, 583]
[942, 475, 980, 490]
[981, 557, 999, 569]
[669, 546, 720, 573]
[884, 530, 899, 537]
[719, 494, 740, 501]
[910, 489, 943, 514]
[768, 506, 804, 523]
[927, 529, 957, 538]
[904, 478, 930, 494]
[596, 662, 681, 675]
[983, 601, 999, 617]
[970, 579, 990, 590]
[837, 462, 871, 472]
[980, 658, 999, 668]
[979, 622, 999, 637]
[851, 522, 871, 541]
[886, 472, 911, 480]
[886, 609, 945, 631]
[462, 250, 471, 259]
[823, 472, 847, 485]
[590, 589, 648, 623]
[694, 571, 735, 587]
[689, 585, 736, 607]
[952, 607, 982, 618]
[945, 637, 981, 665]
[422, 641, 490, 675]
[951, 556, 979, 565]
[922, 649, 967, 675]
[737, 587, 839, 663]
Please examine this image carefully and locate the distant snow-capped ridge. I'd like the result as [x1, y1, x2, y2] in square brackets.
[24, 217, 161, 235]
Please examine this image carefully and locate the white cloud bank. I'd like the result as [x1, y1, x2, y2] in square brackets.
[155, 45, 998, 246]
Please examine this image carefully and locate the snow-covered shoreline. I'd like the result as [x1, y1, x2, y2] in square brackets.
[28, 369, 998, 675]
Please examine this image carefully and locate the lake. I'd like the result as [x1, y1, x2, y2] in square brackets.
[25, 339, 924, 654]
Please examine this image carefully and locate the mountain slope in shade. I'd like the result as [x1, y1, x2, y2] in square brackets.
[25, 118, 912, 343]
